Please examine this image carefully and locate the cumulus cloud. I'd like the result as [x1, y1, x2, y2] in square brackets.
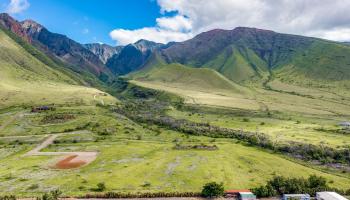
[156, 15, 192, 32]
[110, 0, 350, 45]
[6, 0, 30, 14]
[110, 14, 193, 45]
[110, 27, 192, 45]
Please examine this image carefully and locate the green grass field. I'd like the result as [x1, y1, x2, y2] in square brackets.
[1, 106, 350, 197]
[130, 61, 350, 151]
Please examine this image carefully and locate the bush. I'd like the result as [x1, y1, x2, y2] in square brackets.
[84, 191, 201, 198]
[252, 175, 329, 198]
[201, 182, 224, 198]
[0, 196, 16, 200]
[96, 182, 106, 192]
[27, 183, 39, 190]
[36, 189, 62, 200]
[243, 118, 250, 122]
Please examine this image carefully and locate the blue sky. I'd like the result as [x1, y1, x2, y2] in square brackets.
[0, 0, 165, 45]
[1, 0, 349, 45]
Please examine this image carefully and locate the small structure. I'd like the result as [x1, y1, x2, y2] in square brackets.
[239, 192, 256, 200]
[339, 122, 350, 129]
[316, 192, 348, 200]
[282, 194, 310, 200]
[31, 105, 55, 113]
[225, 190, 256, 200]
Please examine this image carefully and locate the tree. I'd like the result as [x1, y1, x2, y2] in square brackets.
[308, 175, 327, 188]
[201, 182, 224, 198]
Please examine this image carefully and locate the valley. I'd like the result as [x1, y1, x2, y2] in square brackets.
[0, 12, 350, 199]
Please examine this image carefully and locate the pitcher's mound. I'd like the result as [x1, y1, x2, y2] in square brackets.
[53, 152, 97, 169]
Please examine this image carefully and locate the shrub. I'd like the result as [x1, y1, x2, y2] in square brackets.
[83, 191, 201, 198]
[96, 182, 106, 192]
[36, 190, 62, 200]
[243, 118, 250, 122]
[136, 135, 142, 140]
[201, 182, 224, 198]
[252, 175, 329, 198]
[0, 196, 16, 200]
[27, 183, 39, 190]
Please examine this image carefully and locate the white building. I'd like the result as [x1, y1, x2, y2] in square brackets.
[316, 192, 348, 200]
[339, 122, 350, 129]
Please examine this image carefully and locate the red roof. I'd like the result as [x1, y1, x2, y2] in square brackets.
[225, 189, 251, 194]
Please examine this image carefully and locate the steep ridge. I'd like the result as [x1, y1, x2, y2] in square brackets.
[84, 43, 123, 64]
[0, 13, 114, 84]
[0, 25, 116, 107]
[160, 27, 317, 83]
[106, 39, 163, 75]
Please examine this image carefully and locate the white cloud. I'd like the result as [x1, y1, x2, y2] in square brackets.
[6, 0, 30, 14]
[110, 27, 192, 45]
[110, 0, 350, 44]
[110, 15, 193, 45]
[309, 28, 350, 42]
[156, 15, 192, 32]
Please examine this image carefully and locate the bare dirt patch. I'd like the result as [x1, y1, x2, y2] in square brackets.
[54, 155, 85, 169]
[23, 130, 98, 169]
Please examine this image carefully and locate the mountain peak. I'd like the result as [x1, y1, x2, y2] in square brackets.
[0, 13, 31, 42]
[0, 13, 11, 19]
[21, 19, 44, 34]
[134, 39, 163, 52]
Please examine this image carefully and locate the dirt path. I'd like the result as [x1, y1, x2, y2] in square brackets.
[23, 130, 98, 169]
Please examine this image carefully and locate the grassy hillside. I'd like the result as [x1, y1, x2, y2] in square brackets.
[129, 61, 261, 110]
[132, 63, 244, 93]
[274, 40, 350, 88]
[0, 28, 116, 108]
[1, 105, 350, 196]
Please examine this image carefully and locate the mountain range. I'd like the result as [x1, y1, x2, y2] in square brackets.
[0, 13, 162, 85]
[1, 13, 350, 90]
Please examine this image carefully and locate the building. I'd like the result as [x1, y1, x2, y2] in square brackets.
[282, 194, 310, 200]
[239, 192, 256, 200]
[316, 192, 348, 200]
[339, 122, 350, 129]
[224, 190, 256, 200]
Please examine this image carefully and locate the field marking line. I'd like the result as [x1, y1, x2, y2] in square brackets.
[22, 130, 98, 168]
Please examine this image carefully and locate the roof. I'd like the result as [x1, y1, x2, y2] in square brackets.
[240, 192, 256, 198]
[225, 189, 251, 193]
[283, 194, 310, 197]
[317, 192, 348, 200]
[339, 122, 350, 126]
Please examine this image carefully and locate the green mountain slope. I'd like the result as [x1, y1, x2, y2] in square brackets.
[0, 28, 116, 107]
[131, 62, 246, 94]
[130, 28, 350, 114]
[274, 40, 350, 84]
[159, 27, 350, 88]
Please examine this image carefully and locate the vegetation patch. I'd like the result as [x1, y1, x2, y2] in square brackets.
[252, 175, 350, 198]
[83, 191, 201, 198]
[173, 143, 218, 151]
[40, 113, 75, 124]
